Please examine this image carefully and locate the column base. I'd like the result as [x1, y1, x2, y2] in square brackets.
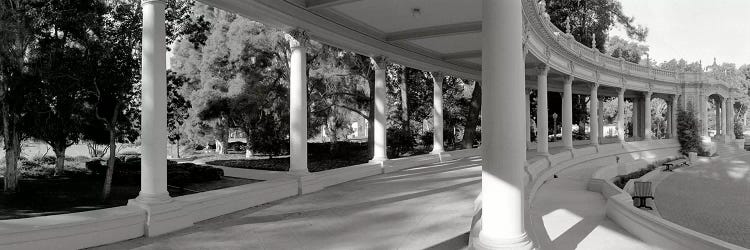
[471, 233, 534, 250]
[128, 195, 192, 237]
[369, 156, 388, 164]
[430, 151, 454, 162]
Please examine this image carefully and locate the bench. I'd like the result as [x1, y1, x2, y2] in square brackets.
[662, 159, 688, 172]
[632, 181, 655, 210]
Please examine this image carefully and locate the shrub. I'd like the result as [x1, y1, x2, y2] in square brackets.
[387, 127, 415, 158]
[735, 118, 744, 139]
[677, 102, 704, 156]
[420, 131, 433, 147]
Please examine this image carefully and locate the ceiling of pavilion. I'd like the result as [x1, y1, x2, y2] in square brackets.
[201, 0, 484, 79]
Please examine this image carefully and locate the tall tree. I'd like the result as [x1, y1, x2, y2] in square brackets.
[544, 0, 648, 52]
[462, 81, 481, 149]
[605, 35, 649, 64]
[0, 0, 44, 192]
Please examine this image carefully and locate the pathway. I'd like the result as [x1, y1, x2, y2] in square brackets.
[531, 155, 654, 250]
[92, 156, 482, 250]
[655, 146, 750, 248]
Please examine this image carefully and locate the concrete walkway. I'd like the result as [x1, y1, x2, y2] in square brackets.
[92, 157, 482, 250]
[531, 156, 654, 250]
[655, 150, 750, 249]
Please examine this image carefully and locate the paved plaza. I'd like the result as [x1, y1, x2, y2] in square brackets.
[93, 157, 482, 250]
[656, 153, 750, 248]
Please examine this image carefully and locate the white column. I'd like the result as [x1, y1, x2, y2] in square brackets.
[632, 98, 639, 139]
[431, 71, 445, 154]
[475, 0, 533, 249]
[137, 0, 169, 203]
[590, 83, 599, 146]
[644, 92, 653, 140]
[287, 30, 309, 174]
[717, 100, 723, 136]
[370, 56, 388, 163]
[727, 98, 734, 141]
[525, 88, 532, 146]
[617, 88, 626, 142]
[536, 65, 549, 155]
[671, 95, 679, 139]
[562, 76, 573, 149]
[702, 95, 709, 136]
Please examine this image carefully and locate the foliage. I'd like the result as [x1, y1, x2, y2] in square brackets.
[656, 58, 702, 73]
[677, 102, 704, 155]
[543, 0, 648, 52]
[735, 118, 744, 139]
[386, 127, 415, 158]
[605, 35, 649, 64]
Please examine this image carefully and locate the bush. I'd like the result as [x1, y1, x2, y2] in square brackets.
[387, 127, 415, 158]
[735, 118, 744, 139]
[677, 102, 704, 156]
[420, 131, 433, 147]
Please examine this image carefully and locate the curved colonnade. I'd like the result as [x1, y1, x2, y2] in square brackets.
[0, 0, 746, 249]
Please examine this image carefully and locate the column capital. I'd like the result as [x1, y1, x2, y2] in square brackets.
[142, 0, 166, 5]
[536, 63, 549, 76]
[590, 82, 600, 90]
[564, 75, 574, 85]
[618, 87, 626, 95]
[286, 28, 310, 49]
[645, 91, 653, 99]
[371, 56, 387, 70]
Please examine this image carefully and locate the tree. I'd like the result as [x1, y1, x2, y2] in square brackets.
[0, 0, 45, 193]
[462, 81, 481, 149]
[605, 35, 649, 64]
[167, 70, 191, 158]
[677, 102, 703, 155]
[24, 0, 106, 175]
[544, 0, 648, 52]
[656, 58, 702, 73]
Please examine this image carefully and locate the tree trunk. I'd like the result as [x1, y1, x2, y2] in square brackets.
[3, 126, 20, 193]
[102, 129, 116, 201]
[400, 68, 409, 128]
[244, 128, 252, 159]
[175, 138, 181, 159]
[53, 145, 66, 176]
[462, 81, 482, 149]
[2, 102, 20, 193]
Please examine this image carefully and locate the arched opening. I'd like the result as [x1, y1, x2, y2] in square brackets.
[707, 94, 725, 137]
[651, 97, 669, 139]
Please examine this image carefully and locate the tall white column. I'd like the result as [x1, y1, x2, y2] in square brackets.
[632, 98, 639, 139]
[431, 71, 446, 154]
[536, 64, 549, 155]
[727, 98, 734, 141]
[562, 76, 573, 149]
[644, 92, 653, 140]
[590, 83, 599, 146]
[617, 88, 626, 142]
[525, 88, 532, 146]
[717, 100, 723, 136]
[370, 56, 388, 163]
[702, 95, 709, 136]
[671, 95, 679, 139]
[287, 30, 309, 174]
[475, 0, 533, 249]
[137, 0, 169, 203]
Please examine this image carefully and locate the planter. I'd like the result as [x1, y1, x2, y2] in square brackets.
[688, 152, 698, 164]
[736, 138, 746, 150]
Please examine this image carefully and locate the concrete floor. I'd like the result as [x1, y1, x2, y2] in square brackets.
[656, 151, 750, 248]
[92, 157, 482, 250]
[93, 145, 652, 250]
[531, 157, 654, 250]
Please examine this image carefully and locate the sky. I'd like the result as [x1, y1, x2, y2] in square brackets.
[611, 0, 750, 66]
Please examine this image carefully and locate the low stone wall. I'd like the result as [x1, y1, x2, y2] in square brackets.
[0, 206, 146, 250]
[590, 159, 746, 250]
[0, 147, 480, 249]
